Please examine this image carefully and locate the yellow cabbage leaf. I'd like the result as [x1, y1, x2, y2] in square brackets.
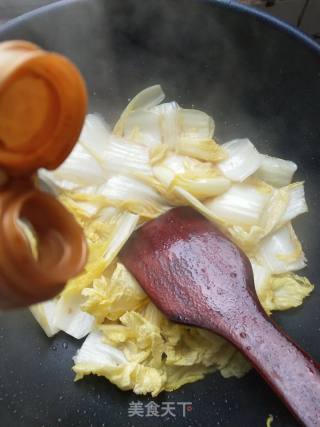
[260, 273, 314, 314]
[82, 263, 148, 322]
[175, 138, 227, 162]
[77, 291, 250, 396]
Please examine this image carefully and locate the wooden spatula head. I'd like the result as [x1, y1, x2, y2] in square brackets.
[120, 206, 257, 334]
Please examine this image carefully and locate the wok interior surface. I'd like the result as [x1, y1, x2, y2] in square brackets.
[0, 0, 319, 426]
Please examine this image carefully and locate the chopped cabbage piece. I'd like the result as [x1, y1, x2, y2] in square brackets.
[30, 298, 60, 337]
[114, 85, 165, 136]
[179, 108, 215, 140]
[124, 85, 165, 112]
[85, 134, 153, 177]
[173, 175, 231, 199]
[123, 110, 161, 147]
[61, 210, 138, 298]
[263, 273, 314, 312]
[218, 138, 262, 182]
[176, 138, 226, 162]
[79, 113, 111, 155]
[82, 263, 147, 322]
[256, 273, 314, 314]
[257, 224, 306, 274]
[205, 184, 270, 226]
[97, 175, 168, 218]
[280, 182, 308, 226]
[153, 154, 231, 199]
[220, 352, 251, 379]
[73, 330, 127, 368]
[40, 144, 107, 191]
[256, 155, 297, 187]
[250, 259, 271, 302]
[102, 212, 139, 265]
[116, 86, 219, 162]
[173, 186, 225, 225]
[53, 294, 95, 339]
[152, 101, 180, 147]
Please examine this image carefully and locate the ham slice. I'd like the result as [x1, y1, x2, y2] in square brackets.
[0, 41, 88, 308]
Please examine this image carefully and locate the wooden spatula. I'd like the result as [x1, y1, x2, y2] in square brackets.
[120, 206, 320, 427]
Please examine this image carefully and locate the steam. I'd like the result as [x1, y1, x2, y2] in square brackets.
[0, 0, 317, 164]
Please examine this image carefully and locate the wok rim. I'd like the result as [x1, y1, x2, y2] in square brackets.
[0, 0, 319, 56]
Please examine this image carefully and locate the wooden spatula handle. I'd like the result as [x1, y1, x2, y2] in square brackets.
[224, 312, 320, 427]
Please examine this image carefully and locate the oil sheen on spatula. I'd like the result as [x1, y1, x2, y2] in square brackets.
[120, 207, 320, 427]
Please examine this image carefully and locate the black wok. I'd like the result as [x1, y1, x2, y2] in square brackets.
[0, 1, 319, 426]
